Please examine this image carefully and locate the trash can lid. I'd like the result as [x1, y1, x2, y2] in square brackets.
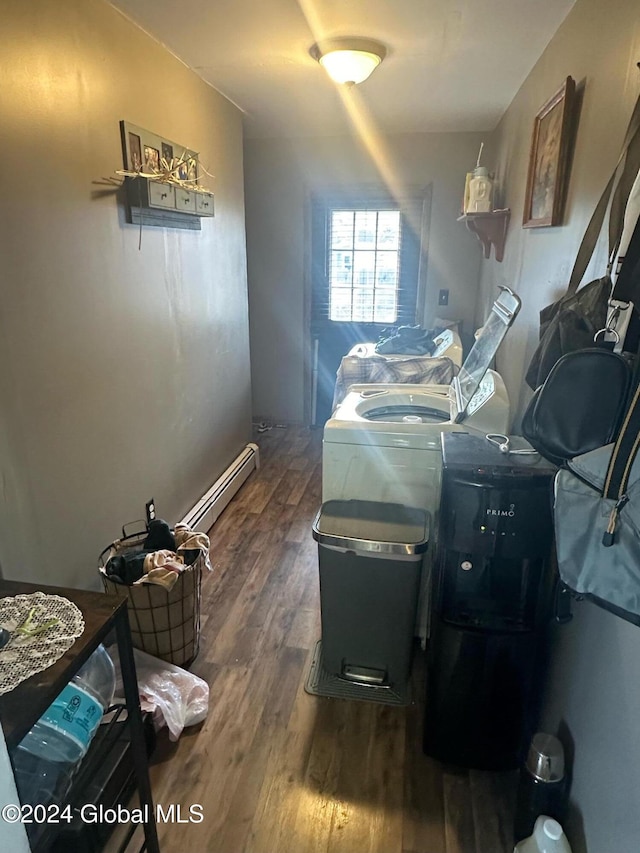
[312, 500, 429, 555]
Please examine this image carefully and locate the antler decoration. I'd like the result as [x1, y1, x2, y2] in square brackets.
[116, 149, 214, 194]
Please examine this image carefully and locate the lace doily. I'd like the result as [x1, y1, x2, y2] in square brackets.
[0, 592, 85, 695]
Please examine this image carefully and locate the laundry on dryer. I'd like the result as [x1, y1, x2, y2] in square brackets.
[332, 326, 463, 409]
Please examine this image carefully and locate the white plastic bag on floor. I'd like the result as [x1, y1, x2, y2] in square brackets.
[111, 647, 209, 741]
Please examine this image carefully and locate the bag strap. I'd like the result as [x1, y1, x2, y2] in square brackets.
[609, 134, 640, 275]
[601, 378, 640, 544]
[603, 378, 640, 497]
[566, 92, 640, 298]
[610, 207, 640, 303]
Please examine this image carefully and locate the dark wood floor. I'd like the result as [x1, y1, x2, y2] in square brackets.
[117, 425, 517, 853]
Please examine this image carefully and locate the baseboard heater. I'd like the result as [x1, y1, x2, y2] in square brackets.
[179, 442, 260, 533]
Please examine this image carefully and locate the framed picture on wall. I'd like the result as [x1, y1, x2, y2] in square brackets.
[523, 76, 576, 228]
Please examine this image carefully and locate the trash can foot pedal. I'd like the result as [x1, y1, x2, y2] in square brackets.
[304, 641, 409, 706]
[342, 663, 386, 685]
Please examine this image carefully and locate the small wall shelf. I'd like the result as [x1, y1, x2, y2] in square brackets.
[457, 209, 510, 262]
[124, 176, 214, 231]
[120, 121, 214, 231]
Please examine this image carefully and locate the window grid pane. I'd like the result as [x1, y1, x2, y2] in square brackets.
[328, 209, 401, 322]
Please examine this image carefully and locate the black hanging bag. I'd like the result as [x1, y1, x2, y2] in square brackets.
[522, 348, 632, 465]
[522, 214, 640, 464]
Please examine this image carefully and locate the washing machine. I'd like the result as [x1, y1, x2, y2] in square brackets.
[323, 372, 509, 507]
[322, 286, 521, 639]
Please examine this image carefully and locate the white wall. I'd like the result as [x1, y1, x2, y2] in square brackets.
[244, 131, 487, 424]
[0, 0, 252, 588]
[477, 1, 640, 850]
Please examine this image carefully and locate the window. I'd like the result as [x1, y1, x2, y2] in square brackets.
[309, 189, 429, 424]
[328, 209, 402, 323]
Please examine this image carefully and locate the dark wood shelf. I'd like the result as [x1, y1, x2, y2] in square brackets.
[457, 209, 510, 262]
[0, 581, 123, 747]
[0, 579, 160, 853]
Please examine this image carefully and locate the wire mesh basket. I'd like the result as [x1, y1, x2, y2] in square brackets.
[98, 530, 203, 668]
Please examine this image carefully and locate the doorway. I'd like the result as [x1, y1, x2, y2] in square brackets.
[309, 188, 431, 425]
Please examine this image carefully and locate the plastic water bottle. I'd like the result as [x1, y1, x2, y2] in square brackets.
[514, 815, 572, 853]
[12, 644, 115, 810]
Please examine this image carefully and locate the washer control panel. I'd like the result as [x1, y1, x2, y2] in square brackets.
[466, 372, 495, 416]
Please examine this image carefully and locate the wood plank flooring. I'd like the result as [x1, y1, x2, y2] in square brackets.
[114, 425, 517, 853]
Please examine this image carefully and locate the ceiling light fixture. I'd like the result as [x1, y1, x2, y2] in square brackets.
[310, 37, 386, 86]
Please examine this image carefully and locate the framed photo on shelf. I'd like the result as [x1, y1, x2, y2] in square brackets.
[143, 145, 160, 173]
[120, 122, 202, 185]
[128, 132, 142, 172]
[523, 76, 576, 228]
[161, 142, 174, 166]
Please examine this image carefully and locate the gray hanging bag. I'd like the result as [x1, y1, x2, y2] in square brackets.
[554, 379, 640, 625]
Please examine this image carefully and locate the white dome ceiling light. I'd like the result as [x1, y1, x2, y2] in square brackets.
[310, 38, 386, 86]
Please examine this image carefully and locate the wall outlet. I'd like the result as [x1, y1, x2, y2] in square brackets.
[438, 289, 449, 306]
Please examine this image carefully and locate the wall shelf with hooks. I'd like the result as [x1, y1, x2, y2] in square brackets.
[457, 209, 510, 262]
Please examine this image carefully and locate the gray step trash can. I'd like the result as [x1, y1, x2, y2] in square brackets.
[312, 500, 429, 699]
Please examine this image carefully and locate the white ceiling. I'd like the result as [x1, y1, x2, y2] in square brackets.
[109, 0, 576, 139]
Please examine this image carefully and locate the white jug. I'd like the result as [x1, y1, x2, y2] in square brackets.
[467, 166, 493, 213]
[514, 816, 572, 853]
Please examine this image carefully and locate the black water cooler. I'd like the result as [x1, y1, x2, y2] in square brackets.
[423, 433, 557, 770]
